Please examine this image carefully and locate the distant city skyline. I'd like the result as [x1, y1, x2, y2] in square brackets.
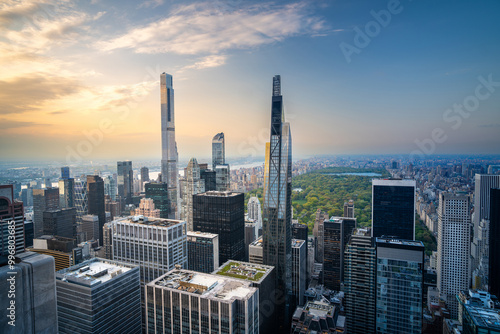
[1, 0, 500, 162]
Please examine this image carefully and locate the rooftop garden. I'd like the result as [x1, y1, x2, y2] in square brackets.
[217, 262, 267, 282]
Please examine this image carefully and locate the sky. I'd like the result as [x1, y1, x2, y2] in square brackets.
[1, 0, 500, 164]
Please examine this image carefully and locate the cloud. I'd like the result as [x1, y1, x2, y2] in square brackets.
[96, 2, 327, 55]
[0, 119, 49, 130]
[0, 75, 83, 114]
[181, 55, 228, 71]
[138, 0, 164, 9]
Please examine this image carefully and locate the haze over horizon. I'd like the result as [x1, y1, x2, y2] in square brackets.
[1, 0, 500, 163]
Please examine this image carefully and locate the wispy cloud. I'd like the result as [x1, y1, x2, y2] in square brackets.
[96, 2, 326, 55]
[181, 55, 228, 71]
[138, 0, 164, 9]
[0, 119, 50, 130]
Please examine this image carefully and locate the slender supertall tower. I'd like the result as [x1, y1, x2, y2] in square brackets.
[262, 75, 293, 330]
[160, 73, 178, 219]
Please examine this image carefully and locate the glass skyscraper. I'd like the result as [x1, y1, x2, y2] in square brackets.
[160, 73, 178, 219]
[262, 75, 293, 329]
[372, 179, 416, 240]
[375, 238, 424, 334]
[212, 132, 225, 170]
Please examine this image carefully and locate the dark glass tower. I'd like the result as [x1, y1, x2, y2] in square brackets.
[117, 161, 133, 206]
[145, 183, 169, 219]
[192, 191, 245, 264]
[489, 188, 500, 298]
[262, 75, 293, 329]
[86, 175, 105, 245]
[372, 179, 416, 240]
[323, 217, 356, 291]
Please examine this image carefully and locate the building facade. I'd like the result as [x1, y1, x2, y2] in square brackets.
[117, 161, 133, 205]
[33, 187, 59, 238]
[42, 208, 76, 239]
[372, 179, 416, 240]
[187, 231, 219, 273]
[376, 238, 424, 334]
[437, 192, 471, 318]
[212, 132, 225, 170]
[193, 191, 245, 264]
[291, 239, 306, 307]
[262, 75, 293, 329]
[56, 258, 142, 334]
[323, 217, 356, 291]
[145, 182, 170, 219]
[160, 73, 179, 219]
[86, 175, 105, 245]
[181, 158, 205, 231]
[0, 184, 25, 263]
[344, 229, 376, 334]
[145, 269, 259, 334]
[489, 188, 500, 298]
[0, 252, 58, 333]
[108, 216, 187, 285]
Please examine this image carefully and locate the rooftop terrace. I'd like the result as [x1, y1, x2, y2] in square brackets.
[214, 261, 274, 282]
[152, 270, 256, 301]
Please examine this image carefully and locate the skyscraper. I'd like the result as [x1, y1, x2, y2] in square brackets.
[291, 239, 306, 307]
[146, 269, 259, 334]
[56, 258, 142, 334]
[117, 161, 133, 206]
[212, 132, 225, 170]
[61, 166, 70, 179]
[472, 174, 500, 271]
[33, 187, 59, 238]
[58, 177, 74, 209]
[145, 182, 169, 219]
[42, 208, 76, 239]
[215, 164, 230, 191]
[86, 175, 105, 245]
[248, 196, 262, 236]
[375, 238, 424, 334]
[489, 188, 500, 298]
[0, 184, 25, 262]
[437, 192, 471, 318]
[344, 199, 355, 218]
[0, 252, 58, 333]
[372, 179, 416, 240]
[323, 217, 356, 291]
[140, 166, 149, 183]
[186, 231, 219, 273]
[160, 73, 178, 219]
[74, 178, 88, 224]
[193, 191, 245, 263]
[262, 75, 293, 328]
[180, 158, 205, 231]
[344, 228, 376, 334]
